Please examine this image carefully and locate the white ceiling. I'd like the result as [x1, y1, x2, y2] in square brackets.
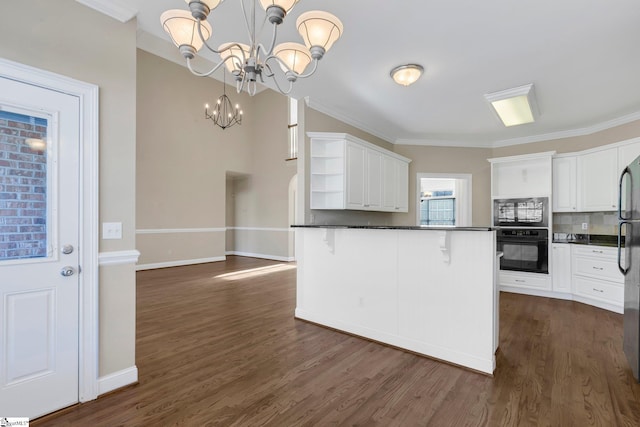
[84, 0, 640, 147]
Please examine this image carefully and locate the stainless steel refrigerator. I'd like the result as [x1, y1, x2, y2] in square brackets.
[618, 155, 640, 381]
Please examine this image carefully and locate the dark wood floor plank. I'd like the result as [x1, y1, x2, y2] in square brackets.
[32, 257, 640, 427]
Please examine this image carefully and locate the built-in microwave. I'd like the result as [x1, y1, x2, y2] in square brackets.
[493, 197, 549, 228]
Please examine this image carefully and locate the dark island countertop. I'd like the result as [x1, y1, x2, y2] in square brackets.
[291, 224, 494, 231]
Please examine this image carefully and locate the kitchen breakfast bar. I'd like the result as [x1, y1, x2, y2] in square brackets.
[293, 225, 499, 375]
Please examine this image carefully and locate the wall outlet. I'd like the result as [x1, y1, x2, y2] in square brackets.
[582, 222, 588, 230]
[102, 222, 122, 239]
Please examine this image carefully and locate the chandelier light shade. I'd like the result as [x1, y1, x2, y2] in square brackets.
[185, 0, 224, 10]
[161, 0, 344, 95]
[274, 42, 312, 75]
[390, 64, 424, 86]
[218, 42, 251, 73]
[161, 9, 212, 58]
[259, 0, 300, 14]
[296, 11, 344, 56]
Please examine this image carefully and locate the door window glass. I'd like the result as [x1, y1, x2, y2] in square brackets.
[0, 108, 49, 262]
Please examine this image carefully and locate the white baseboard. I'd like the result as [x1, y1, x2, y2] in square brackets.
[225, 251, 295, 262]
[98, 366, 138, 396]
[500, 286, 622, 313]
[136, 256, 226, 271]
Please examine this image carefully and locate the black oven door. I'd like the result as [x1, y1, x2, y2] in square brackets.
[497, 230, 549, 274]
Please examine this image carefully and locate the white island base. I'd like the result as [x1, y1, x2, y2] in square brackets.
[294, 226, 498, 375]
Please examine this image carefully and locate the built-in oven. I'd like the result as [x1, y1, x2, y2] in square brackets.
[493, 197, 549, 228]
[497, 228, 549, 274]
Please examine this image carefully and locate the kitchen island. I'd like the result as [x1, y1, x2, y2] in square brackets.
[293, 225, 498, 375]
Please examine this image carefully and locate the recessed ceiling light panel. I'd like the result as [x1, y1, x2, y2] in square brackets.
[485, 83, 538, 127]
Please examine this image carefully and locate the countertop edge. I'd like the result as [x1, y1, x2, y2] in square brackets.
[291, 225, 494, 231]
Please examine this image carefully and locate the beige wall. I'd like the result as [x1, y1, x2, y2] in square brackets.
[392, 145, 493, 227]
[0, 1, 137, 378]
[137, 50, 296, 263]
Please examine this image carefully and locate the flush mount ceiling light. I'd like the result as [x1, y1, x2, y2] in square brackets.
[390, 64, 424, 86]
[484, 83, 538, 127]
[161, 0, 344, 96]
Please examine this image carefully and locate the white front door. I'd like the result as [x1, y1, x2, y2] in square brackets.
[0, 75, 80, 418]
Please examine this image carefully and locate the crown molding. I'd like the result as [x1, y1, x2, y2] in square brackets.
[395, 110, 640, 148]
[304, 97, 396, 144]
[395, 138, 495, 148]
[491, 110, 640, 148]
[76, 0, 137, 23]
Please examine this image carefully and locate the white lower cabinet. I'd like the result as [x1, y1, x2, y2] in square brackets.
[502, 243, 623, 313]
[499, 270, 551, 291]
[573, 276, 624, 307]
[571, 245, 623, 313]
[551, 243, 572, 293]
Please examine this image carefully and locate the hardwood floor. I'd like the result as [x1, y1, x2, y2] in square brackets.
[34, 256, 640, 426]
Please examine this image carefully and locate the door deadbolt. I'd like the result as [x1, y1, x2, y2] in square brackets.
[61, 266, 75, 277]
[62, 244, 74, 254]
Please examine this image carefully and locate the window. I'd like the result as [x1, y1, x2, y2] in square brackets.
[416, 174, 472, 227]
[287, 98, 298, 160]
[421, 192, 455, 226]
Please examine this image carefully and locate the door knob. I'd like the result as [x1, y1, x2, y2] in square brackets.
[61, 266, 75, 277]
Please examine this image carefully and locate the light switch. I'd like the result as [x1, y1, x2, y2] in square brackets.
[102, 222, 122, 240]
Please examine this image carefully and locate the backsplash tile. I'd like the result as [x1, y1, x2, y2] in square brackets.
[553, 211, 619, 235]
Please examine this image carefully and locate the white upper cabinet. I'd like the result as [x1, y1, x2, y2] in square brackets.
[309, 133, 411, 212]
[489, 152, 554, 199]
[577, 147, 618, 212]
[366, 149, 383, 210]
[395, 160, 409, 212]
[550, 138, 640, 213]
[345, 142, 366, 209]
[552, 156, 577, 212]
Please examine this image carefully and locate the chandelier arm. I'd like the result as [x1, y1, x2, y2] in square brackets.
[195, 19, 222, 54]
[256, 21, 279, 59]
[262, 55, 319, 80]
[293, 58, 319, 79]
[186, 57, 228, 77]
[235, 71, 249, 94]
[239, 0, 255, 48]
[261, 62, 294, 95]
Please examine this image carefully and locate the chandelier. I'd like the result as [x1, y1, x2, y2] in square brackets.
[161, 0, 344, 96]
[205, 71, 242, 130]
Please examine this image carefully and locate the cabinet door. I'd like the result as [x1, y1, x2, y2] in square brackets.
[346, 142, 366, 209]
[551, 244, 571, 293]
[382, 155, 397, 211]
[618, 141, 640, 210]
[395, 160, 409, 212]
[578, 148, 618, 211]
[552, 157, 577, 212]
[366, 150, 383, 210]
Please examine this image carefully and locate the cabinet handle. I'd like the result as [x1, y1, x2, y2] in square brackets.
[592, 266, 604, 271]
[592, 288, 604, 293]
[592, 250, 604, 254]
[515, 279, 526, 283]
